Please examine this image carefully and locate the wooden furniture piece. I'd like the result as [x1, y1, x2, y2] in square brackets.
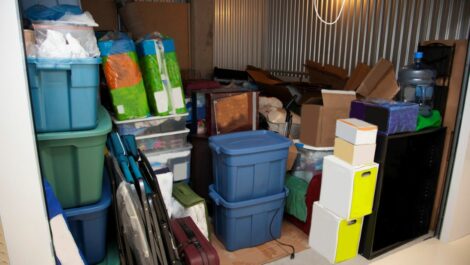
[420, 40, 468, 230]
[360, 128, 446, 259]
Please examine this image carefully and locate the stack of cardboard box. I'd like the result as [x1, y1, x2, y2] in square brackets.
[309, 118, 379, 263]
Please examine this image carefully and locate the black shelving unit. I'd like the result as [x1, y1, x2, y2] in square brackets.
[360, 127, 446, 259]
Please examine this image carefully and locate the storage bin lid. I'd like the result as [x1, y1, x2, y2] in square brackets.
[64, 176, 111, 218]
[209, 184, 288, 209]
[27, 57, 102, 66]
[209, 130, 291, 155]
[37, 106, 112, 141]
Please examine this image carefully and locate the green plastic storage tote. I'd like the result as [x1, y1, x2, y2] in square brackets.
[37, 107, 112, 208]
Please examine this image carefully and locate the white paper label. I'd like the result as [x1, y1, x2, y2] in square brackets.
[155, 91, 169, 114]
[171, 87, 184, 109]
[117, 105, 125, 114]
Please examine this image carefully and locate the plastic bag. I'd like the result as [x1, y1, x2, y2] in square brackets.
[33, 21, 100, 57]
[98, 32, 150, 120]
[24, 4, 82, 21]
[137, 33, 186, 116]
[57, 11, 99, 27]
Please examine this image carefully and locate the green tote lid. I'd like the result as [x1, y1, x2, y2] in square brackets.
[173, 182, 205, 207]
[37, 106, 112, 141]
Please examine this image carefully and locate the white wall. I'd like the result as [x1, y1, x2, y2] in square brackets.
[440, 77, 470, 243]
[0, 0, 54, 264]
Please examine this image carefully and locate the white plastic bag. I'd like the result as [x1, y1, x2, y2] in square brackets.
[33, 21, 100, 57]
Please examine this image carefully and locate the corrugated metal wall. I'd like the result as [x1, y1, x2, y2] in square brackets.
[214, 0, 270, 70]
[214, 0, 470, 74]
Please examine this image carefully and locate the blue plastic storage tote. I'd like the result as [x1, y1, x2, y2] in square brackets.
[64, 176, 111, 264]
[209, 130, 291, 202]
[27, 57, 101, 132]
[209, 185, 288, 251]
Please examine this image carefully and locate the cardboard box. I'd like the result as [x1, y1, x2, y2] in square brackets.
[320, 155, 378, 220]
[300, 90, 356, 147]
[81, 0, 118, 31]
[335, 118, 377, 145]
[334, 138, 376, 166]
[119, 2, 191, 70]
[344, 63, 371, 91]
[286, 144, 298, 170]
[305, 61, 349, 90]
[309, 202, 363, 264]
[356, 59, 400, 100]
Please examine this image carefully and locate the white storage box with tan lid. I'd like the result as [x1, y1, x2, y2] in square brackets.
[320, 155, 378, 220]
[336, 118, 377, 145]
[309, 202, 363, 264]
[334, 138, 376, 166]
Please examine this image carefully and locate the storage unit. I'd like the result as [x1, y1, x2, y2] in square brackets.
[146, 144, 192, 182]
[291, 141, 333, 182]
[135, 128, 189, 152]
[309, 202, 363, 264]
[113, 113, 188, 137]
[360, 128, 446, 259]
[37, 107, 111, 208]
[209, 130, 291, 202]
[334, 138, 376, 166]
[209, 185, 287, 251]
[64, 177, 111, 264]
[320, 156, 379, 220]
[27, 57, 101, 133]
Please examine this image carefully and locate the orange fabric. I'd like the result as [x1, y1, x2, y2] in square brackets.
[104, 53, 142, 89]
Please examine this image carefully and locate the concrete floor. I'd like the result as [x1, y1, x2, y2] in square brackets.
[268, 233, 470, 265]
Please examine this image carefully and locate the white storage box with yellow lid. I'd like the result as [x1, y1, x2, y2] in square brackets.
[335, 118, 377, 145]
[320, 155, 378, 220]
[309, 202, 363, 263]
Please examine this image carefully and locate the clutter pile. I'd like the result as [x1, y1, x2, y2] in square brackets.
[19, 1, 451, 264]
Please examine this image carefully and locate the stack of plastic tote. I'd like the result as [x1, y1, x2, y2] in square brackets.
[208, 130, 291, 251]
[309, 118, 379, 263]
[25, 8, 113, 263]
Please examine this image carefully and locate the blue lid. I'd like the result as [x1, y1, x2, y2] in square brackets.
[209, 185, 288, 209]
[64, 176, 112, 217]
[414, 52, 423, 59]
[162, 39, 176, 53]
[208, 130, 291, 155]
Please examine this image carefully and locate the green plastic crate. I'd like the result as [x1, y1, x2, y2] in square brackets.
[37, 107, 112, 209]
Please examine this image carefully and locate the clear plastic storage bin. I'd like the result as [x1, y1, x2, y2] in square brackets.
[146, 144, 192, 182]
[113, 113, 188, 137]
[136, 128, 189, 152]
[292, 141, 333, 182]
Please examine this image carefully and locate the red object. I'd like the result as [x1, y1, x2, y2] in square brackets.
[170, 217, 220, 265]
[286, 174, 322, 234]
[184, 80, 222, 96]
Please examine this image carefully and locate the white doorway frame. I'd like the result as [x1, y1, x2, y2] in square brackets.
[0, 0, 55, 264]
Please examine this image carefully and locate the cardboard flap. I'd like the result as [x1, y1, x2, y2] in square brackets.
[321, 90, 357, 107]
[345, 63, 371, 91]
[356, 59, 399, 99]
[246, 69, 284, 86]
